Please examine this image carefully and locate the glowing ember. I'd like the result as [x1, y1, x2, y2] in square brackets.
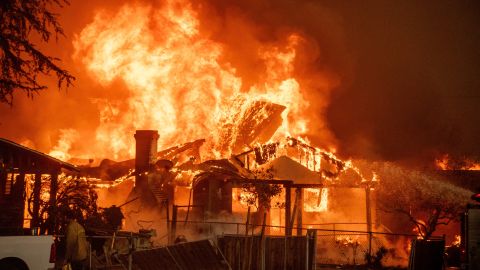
[233, 188, 257, 209]
[435, 155, 449, 170]
[335, 235, 361, 247]
[412, 220, 426, 239]
[451, 234, 461, 247]
[435, 154, 480, 170]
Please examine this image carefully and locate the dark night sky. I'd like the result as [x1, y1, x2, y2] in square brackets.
[320, 1, 480, 164]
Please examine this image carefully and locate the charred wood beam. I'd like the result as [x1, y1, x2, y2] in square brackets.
[157, 139, 206, 160]
[228, 178, 293, 188]
[290, 184, 324, 188]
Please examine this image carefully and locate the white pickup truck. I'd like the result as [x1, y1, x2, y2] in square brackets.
[0, 236, 55, 270]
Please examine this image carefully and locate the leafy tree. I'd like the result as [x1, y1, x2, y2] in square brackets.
[237, 167, 283, 230]
[374, 162, 471, 239]
[239, 182, 283, 210]
[0, 0, 75, 105]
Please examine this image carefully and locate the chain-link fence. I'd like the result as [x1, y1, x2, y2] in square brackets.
[314, 230, 415, 267]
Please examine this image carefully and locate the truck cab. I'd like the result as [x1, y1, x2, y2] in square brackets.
[0, 235, 55, 270]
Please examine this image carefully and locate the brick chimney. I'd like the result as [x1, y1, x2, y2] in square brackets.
[134, 130, 159, 187]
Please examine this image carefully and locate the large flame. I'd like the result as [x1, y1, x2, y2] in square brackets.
[304, 188, 328, 212]
[66, 0, 333, 161]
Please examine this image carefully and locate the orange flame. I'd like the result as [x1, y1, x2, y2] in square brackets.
[68, 0, 334, 161]
[49, 129, 79, 161]
[304, 188, 328, 212]
[451, 234, 461, 247]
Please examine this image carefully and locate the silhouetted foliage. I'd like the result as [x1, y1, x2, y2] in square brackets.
[27, 175, 98, 234]
[239, 167, 282, 210]
[364, 246, 388, 268]
[0, 0, 75, 105]
[374, 163, 470, 239]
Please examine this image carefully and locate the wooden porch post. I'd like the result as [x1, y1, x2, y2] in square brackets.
[296, 188, 304, 236]
[48, 170, 59, 234]
[31, 173, 42, 228]
[0, 158, 6, 195]
[15, 172, 26, 228]
[285, 185, 291, 236]
[366, 186, 373, 264]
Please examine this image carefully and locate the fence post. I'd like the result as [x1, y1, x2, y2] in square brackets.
[366, 186, 373, 265]
[169, 205, 177, 244]
[260, 212, 267, 270]
[307, 229, 317, 270]
[128, 232, 133, 270]
[166, 199, 170, 244]
[245, 206, 251, 236]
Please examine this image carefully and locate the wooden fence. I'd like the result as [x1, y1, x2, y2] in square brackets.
[217, 231, 317, 270]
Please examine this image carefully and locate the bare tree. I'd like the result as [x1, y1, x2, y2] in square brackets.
[0, 0, 75, 105]
[374, 163, 471, 239]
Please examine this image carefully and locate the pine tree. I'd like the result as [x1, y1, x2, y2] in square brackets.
[0, 0, 75, 105]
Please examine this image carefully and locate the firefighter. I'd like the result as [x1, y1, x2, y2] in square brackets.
[64, 210, 89, 270]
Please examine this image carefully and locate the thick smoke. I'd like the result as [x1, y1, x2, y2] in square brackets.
[323, 1, 480, 166]
[194, 0, 352, 148]
[196, 0, 480, 166]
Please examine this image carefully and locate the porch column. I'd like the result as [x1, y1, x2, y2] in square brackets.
[48, 170, 59, 234]
[296, 188, 304, 236]
[285, 185, 291, 236]
[31, 173, 42, 228]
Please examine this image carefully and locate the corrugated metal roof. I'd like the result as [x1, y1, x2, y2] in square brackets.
[132, 240, 230, 270]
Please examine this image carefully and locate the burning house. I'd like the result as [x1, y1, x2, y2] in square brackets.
[78, 119, 375, 239]
[2, 0, 479, 268]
